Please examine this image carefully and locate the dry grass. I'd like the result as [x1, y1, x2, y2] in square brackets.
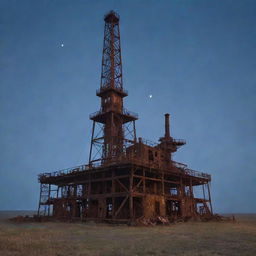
[0, 212, 256, 256]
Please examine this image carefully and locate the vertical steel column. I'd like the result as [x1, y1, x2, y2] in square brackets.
[189, 178, 195, 217]
[207, 182, 213, 214]
[161, 171, 164, 195]
[202, 183, 206, 200]
[37, 183, 42, 216]
[143, 168, 146, 193]
[133, 120, 137, 143]
[179, 176, 184, 217]
[129, 167, 134, 219]
[179, 177, 184, 197]
[47, 184, 51, 216]
[189, 178, 193, 198]
[88, 121, 95, 165]
[57, 186, 60, 198]
[112, 169, 115, 218]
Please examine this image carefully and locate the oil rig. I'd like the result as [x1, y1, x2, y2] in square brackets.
[37, 11, 213, 223]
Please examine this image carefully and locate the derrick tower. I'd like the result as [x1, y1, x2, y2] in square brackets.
[89, 11, 137, 165]
[37, 11, 213, 223]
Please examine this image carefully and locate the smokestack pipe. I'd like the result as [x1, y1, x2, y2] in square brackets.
[165, 113, 170, 138]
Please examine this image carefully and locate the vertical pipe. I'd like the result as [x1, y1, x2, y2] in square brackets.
[165, 113, 170, 138]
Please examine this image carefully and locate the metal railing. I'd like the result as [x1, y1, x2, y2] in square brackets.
[184, 168, 211, 180]
[172, 138, 186, 145]
[173, 161, 210, 180]
[140, 138, 158, 147]
[38, 164, 89, 180]
[123, 108, 138, 119]
[38, 149, 211, 182]
[89, 110, 102, 119]
[89, 107, 138, 119]
[173, 161, 187, 169]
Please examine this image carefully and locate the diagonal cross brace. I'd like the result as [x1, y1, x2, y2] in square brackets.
[116, 178, 129, 192]
[114, 195, 129, 218]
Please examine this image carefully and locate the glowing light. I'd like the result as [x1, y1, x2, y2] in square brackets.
[61, 43, 64, 47]
[149, 94, 153, 99]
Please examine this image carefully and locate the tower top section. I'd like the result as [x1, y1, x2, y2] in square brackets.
[98, 10, 126, 97]
[104, 10, 120, 23]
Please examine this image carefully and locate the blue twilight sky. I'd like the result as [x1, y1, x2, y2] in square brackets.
[0, 0, 255, 213]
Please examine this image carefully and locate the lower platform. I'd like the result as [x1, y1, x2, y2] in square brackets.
[38, 162, 213, 222]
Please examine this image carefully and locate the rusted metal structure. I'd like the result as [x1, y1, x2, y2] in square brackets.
[37, 11, 213, 223]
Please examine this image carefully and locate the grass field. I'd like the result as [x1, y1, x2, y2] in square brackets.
[0, 211, 255, 256]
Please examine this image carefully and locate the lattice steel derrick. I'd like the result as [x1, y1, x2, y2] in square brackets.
[89, 11, 137, 166]
[101, 11, 123, 90]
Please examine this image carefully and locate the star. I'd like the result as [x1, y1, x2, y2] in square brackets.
[149, 94, 153, 99]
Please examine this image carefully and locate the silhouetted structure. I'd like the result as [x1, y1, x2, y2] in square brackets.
[38, 11, 213, 223]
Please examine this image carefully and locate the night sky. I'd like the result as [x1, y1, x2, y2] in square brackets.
[1, 0, 255, 213]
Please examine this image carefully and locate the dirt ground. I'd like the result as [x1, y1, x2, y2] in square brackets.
[0, 211, 255, 256]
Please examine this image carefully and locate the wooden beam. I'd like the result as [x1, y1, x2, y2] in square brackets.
[86, 175, 130, 183]
[132, 178, 143, 192]
[114, 196, 129, 218]
[116, 178, 129, 192]
[133, 174, 180, 184]
[88, 192, 128, 199]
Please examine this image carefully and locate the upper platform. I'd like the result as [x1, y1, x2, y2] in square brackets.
[90, 107, 138, 124]
[96, 86, 128, 98]
[38, 159, 211, 186]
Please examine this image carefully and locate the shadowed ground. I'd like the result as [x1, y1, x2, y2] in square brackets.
[0, 211, 255, 256]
